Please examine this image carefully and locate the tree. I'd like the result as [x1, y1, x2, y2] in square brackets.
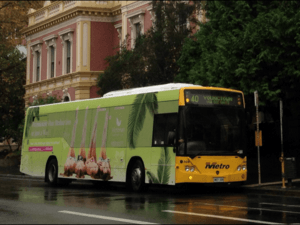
[177, 1, 300, 104]
[0, 1, 43, 152]
[0, 43, 26, 152]
[97, 1, 201, 96]
[0, 1, 43, 48]
[28, 95, 61, 107]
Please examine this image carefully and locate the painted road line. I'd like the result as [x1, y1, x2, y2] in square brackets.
[59, 210, 158, 224]
[194, 202, 300, 215]
[261, 202, 300, 208]
[162, 210, 280, 224]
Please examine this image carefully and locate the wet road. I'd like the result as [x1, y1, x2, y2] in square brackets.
[1, 176, 300, 224]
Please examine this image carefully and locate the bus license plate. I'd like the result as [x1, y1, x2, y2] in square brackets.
[213, 177, 224, 183]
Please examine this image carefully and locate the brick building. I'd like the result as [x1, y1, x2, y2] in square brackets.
[21, 0, 157, 105]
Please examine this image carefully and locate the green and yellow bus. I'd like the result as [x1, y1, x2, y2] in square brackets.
[20, 83, 247, 191]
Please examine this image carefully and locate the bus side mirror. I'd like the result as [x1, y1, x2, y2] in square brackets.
[167, 131, 176, 146]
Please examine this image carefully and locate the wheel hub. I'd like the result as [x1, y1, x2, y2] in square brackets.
[49, 164, 56, 182]
[132, 168, 141, 188]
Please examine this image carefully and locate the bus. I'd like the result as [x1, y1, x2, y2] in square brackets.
[20, 83, 247, 191]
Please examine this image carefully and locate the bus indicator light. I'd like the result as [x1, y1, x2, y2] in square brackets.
[189, 176, 193, 180]
[186, 98, 190, 103]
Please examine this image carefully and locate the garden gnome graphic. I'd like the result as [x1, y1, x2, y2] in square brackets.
[75, 107, 88, 178]
[97, 111, 113, 181]
[86, 106, 102, 178]
[62, 108, 79, 176]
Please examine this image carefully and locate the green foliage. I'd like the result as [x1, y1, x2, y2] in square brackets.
[146, 147, 171, 184]
[0, 1, 43, 48]
[127, 93, 158, 148]
[157, 147, 171, 184]
[28, 95, 61, 106]
[97, 1, 201, 96]
[177, 0, 300, 104]
[0, 39, 26, 151]
[97, 45, 133, 95]
[146, 171, 160, 184]
[0, 1, 44, 151]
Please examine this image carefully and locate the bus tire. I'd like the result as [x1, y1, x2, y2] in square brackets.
[128, 160, 145, 192]
[46, 159, 58, 186]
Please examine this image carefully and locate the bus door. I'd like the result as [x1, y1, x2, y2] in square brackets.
[150, 113, 177, 185]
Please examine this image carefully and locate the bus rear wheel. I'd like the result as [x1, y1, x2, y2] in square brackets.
[128, 160, 145, 192]
[46, 159, 58, 186]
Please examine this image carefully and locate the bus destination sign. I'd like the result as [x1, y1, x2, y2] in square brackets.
[185, 90, 243, 107]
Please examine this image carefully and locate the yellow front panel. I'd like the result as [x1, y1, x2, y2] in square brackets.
[175, 156, 247, 183]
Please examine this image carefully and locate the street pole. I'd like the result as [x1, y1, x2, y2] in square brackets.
[254, 91, 261, 185]
[280, 99, 286, 188]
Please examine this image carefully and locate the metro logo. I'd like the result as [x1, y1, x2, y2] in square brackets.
[205, 162, 230, 169]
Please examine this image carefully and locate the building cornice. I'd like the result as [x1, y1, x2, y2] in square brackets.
[24, 71, 103, 97]
[58, 28, 74, 36]
[126, 9, 145, 19]
[121, 1, 151, 13]
[114, 23, 122, 29]
[146, 4, 153, 11]
[29, 40, 43, 47]
[43, 34, 58, 42]
[22, 6, 122, 37]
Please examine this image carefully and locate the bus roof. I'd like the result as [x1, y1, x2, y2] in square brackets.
[28, 83, 201, 110]
[103, 83, 202, 98]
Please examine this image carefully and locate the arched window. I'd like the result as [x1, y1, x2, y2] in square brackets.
[63, 96, 70, 102]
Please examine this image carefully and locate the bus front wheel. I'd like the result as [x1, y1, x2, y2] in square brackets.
[46, 159, 58, 186]
[128, 160, 145, 192]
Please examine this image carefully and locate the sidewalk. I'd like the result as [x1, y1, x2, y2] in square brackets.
[242, 179, 300, 197]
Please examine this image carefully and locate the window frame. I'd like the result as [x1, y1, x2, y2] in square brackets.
[114, 23, 122, 51]
[126, 9, 145, 48]
[152, 113, 178, 147]
[50, 46, 55, 78]
[36, 51, 41, 81]
[43, 34, 58, 79]
[58, 28, 74, 75]
[66, 40, 71, 73]
[30, 40, 43, 83]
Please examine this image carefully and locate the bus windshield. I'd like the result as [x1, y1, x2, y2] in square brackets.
[178, 90, 246, 157]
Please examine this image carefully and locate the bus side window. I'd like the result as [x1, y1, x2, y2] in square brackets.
[152, 113, 177, 147]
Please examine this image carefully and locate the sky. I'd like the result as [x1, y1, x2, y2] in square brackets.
[16, 45, 27, 56]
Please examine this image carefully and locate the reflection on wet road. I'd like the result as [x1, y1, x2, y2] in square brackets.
[0, 176, 300, 224]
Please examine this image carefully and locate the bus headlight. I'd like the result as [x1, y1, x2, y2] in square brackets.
[237, 166, 241, 171]
[185, 166, 190, 172]
[242, 165, 246, 171]
[190, 167, 195, 172]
